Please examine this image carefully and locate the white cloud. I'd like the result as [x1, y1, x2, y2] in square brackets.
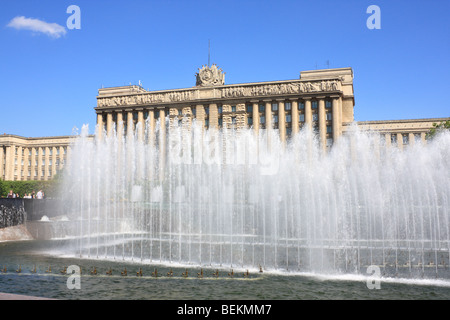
[7, 16, 67, 38]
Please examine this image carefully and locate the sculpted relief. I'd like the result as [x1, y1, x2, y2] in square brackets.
[97, 79, 341, 108]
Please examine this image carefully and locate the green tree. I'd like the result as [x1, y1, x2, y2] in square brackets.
[426, 120, 450, 140]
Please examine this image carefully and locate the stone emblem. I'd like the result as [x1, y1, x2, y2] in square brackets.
[195, 64, 225, 87]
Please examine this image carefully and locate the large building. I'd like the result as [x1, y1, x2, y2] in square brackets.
[1, 65, 448, 181]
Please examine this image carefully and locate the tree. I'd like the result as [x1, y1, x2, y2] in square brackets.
[426, 120, 450, 140]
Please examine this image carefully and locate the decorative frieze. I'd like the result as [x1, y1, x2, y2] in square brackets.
[97, 79, 342, 108]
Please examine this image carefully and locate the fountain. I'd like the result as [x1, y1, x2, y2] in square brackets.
[60, 118, 450, 279]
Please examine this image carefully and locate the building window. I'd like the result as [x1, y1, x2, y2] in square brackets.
[218, 106, 223, 114]
[192, 108, 196, 116]
[271, 103, 278, 112]
[273, 115, 278, 123]
[326, 113, 332, 121]
[414, 133, 421, 142]
[327, 125, 332, 133]
[231, 117, 237, 125]
[286, 115, 292, 123]
[42, 149, 45, 156]
[286, 127, 292, 137]
[326, 100, 332, 109]
[231, 106, 236, 112]
[205, 119, 209, 127]
[204, 107, 209, 115]
[178, 109, 182, 116]
[298, 102, 305, 110]
[260, 116, 265, 124]
[218, 118, 223, 126]
[299, 114, 305, 122]
[326, 138, 333, 147]
[391, 134, 397, 144]
[246, 105, 253, 113]
[403, 134, 409, 145]
[259, 104, 265, 112]
[248, 117, 253, 125]
[285, 102, 292, 111]
[312, 114, 318, 121]
[311, 101, 318, 109]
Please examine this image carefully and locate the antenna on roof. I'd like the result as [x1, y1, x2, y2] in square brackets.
[208, 39, 211, 67]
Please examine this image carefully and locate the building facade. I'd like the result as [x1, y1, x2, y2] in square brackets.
[95, 66, 355, 150]
[0, 135, 72, 181]
[1, 65, 448, 181]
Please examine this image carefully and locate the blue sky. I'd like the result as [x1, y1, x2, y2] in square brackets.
[0, 0, 449, 137]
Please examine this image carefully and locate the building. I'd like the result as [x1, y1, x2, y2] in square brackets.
[0, 134, 72, 181]
[95, 66, 355, 150]
[1, 65, 448, 181]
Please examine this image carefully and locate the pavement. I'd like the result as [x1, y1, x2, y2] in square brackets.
[0, 292, 56, 300]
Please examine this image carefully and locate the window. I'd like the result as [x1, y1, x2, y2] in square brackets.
[298, 102, 305, 110]
[42, 149, 45, 156]
[326, 100, 332, 109]
[271, 103, 278, 112]
[231, 117, 237, 125]
[286, 115, 292, 123]
[218, 118, 223, 126]
[178, 109, 182, 116]
[218, 106, 223, 114]
[259, 104, 265, 112]
[326, 138, 333, 147]
[248, 117, 253, 125]
[312, 114, 318, 121]
[273, 115, 278, 123]
[286, 127, 292, 137]
[205, 119, 209, 127]
[285, 102, 292, 111]
[133, 112, 138, 121]
[299, 114, 305, 122]
[231, 106, 236, 112]
[327, 125, 332, 133]
[391, 134, 397, 144]
[260, 116, 265, 124]
[204, 107, 209, 115]
[312, 101, 318, 109]
[326, 113, 332, 121]
[414, 133, 421, 142]
[403, 134, 409, 145]
[246, 105, 253, 113]
[144, 111, 149, 119]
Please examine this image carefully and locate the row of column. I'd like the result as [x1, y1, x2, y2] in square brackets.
[0, 145, 68, 181]
[96, 96, 343, 149]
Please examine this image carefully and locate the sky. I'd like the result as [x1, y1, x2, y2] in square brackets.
[0, 0, 449, 137]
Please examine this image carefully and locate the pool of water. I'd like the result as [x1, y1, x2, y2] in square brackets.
[1, 240, 449, 300]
